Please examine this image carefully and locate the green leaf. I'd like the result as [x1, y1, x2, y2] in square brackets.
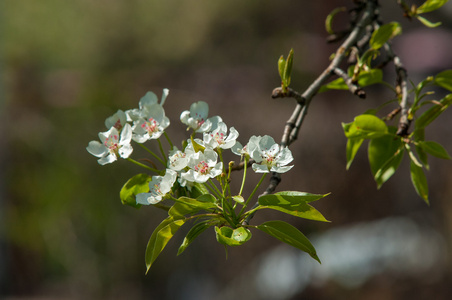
[415, 94, 452, 129]
[273, 191, 329, 202]
[343, 114, 388, 139]
[357, 69, 383, 86]
[257, 220, 320, 263]
[416, 15, 442, 27]
[145, 216, 186, 273]
[434, 70, 452, 92]
[418, 141, 452, 160]
[416, 0, 449, 14]
[410, 161, 429, 204]
[169, 197, 217, 217]
[257, 192, 329, 222]
[370, 22, 402, 50]
[368, 128, 404, 188]
[215, 226, 252, 246]
[325, 7, 346, 34]
[319, 69, 383, 93]
[178, 221, 213, 255]
[278, 55, 285, 80]
[119, 173, 151, 208]
[284, 49, 294, 87]
[346, 138, 364, 170]
[191, 135, 205, 153]
[190, 182, 210, 198]
[196, 194, 217, 203]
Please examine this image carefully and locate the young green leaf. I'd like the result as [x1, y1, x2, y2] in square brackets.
[257, 192, 329, 222]
[343, 114, 388, 139]
[368, 127, 403, 176]
[370, 22, 402, 50]
[178, 221, 213, 255]
[415, 94, 452, 129]
[319, 69, 383, 93]
[410, 161, 429, 204]
[120, 173, 151, 208]
[215, 226, 252, 246]
[434, 70, 452, 92]
[416, 0, 449, 14]
[145, 216, 186, 273]
[373, 148, 405, 189]
[346, 138, 364, 170]
[278, 55, 286, 80]
[284, 49, 294, 87]
[257, 220, 320, 263]
[417, 141, 452, 160]
[325, 7, 346, 34]
[416, 15, 442, 27]
[190, 182, 210, 198]
[169, 196, 217, 217]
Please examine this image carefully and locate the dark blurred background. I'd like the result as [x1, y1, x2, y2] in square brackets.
[2, 0, 452, 299]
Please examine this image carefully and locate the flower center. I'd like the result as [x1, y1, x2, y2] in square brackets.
[113, 119, 123, 130]
[212, 132, 225, 145]
[194, 160, 209, 174]
[142, 118, 159, 134]
[104, 134, 120, 153]
[170, 152, 186, 168]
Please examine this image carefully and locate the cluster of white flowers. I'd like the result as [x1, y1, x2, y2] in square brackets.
[87, 89, 294, 205]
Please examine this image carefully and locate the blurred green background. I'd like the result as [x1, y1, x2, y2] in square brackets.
[2, 0, 452, 299]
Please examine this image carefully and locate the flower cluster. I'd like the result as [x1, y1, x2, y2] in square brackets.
[87, 89, 294, 205]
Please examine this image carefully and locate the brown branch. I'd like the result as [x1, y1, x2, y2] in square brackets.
[243, 0, 379, 225]
[382, 43, 410, 136]
[332, 67, 366, 98]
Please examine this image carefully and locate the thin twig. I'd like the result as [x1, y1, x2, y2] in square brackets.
[243, 0, 379, 225]
[332, 67, 366, 98]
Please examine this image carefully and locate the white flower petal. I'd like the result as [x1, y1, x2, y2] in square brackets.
[252, 163, 270, 173]
[98, 153, 117, 165]
[161, 88, 169, 106]
[87, 141, 108, 157]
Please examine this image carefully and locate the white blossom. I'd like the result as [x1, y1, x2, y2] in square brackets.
[249, 135, 294, 173]
[181, 148, 223, 183]
[136, 169, 177, 205]
[86, 123, 133, 165]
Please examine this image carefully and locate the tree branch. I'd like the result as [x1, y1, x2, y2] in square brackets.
[243, 0, 379, 225]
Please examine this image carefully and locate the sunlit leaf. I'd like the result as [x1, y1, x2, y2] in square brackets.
[215, 226, 251, 246]
[343, 114, 388, 139]
[258, 192, 329, 222]
[120, 173, 151, 208]
[416, 15, 442, 27]
[370, 22, 402, 50]
[178, 221, 213, 255]
[284, 48, 294, 87]
[346, 138, 364, 170]
[410, 161, 429, 204]
[278, 55, 285, 80]
[416, 0, 449, 14]
[325, 7, 346, 34]
[415, 94, 452, 129]
[169, 197, 217, 217]
[190, 182, 210, 199]
[434, 70, 452, 92]
[257, 220, 320, 263]
[368, 127, 404, 188]
[145, 216, 185, 273]
[418, 141, 452, 160]
[319, 69, 383, 93]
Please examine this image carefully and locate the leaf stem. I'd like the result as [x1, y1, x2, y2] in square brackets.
[239, 172, 267, 217]
[126, 158, 160, 173]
